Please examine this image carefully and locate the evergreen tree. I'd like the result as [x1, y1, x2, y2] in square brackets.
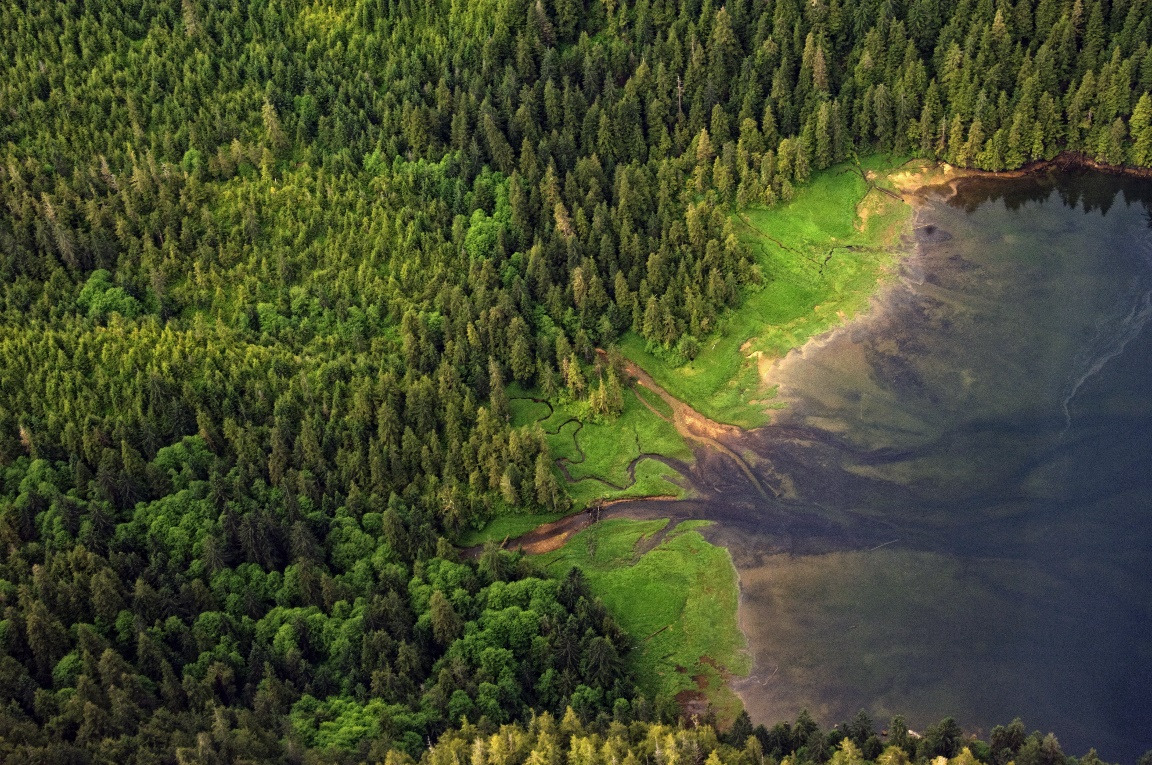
[1131, 93, 1152, 165]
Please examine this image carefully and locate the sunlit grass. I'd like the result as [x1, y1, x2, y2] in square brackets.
[509, 386, 693, 510]
[538, 518, 750, 725]
[456, 512, 568, 547]
[620, 156, 914, 428]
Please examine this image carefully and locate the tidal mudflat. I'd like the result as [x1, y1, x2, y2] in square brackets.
[627, 170, 1152, 761]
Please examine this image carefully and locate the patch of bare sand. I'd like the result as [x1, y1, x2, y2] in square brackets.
[681, 411, 742, 442]
[517, 531, 578, 554]
[460, 513, 593, 558]
[888, 161, 982, 198]
[507, 514, 592, 554]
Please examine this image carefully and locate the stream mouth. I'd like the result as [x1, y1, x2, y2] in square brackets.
[622, 169, 1152, 762]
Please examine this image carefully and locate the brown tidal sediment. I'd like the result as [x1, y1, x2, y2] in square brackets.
[613, 354, 774, 499]
[459, 494, 682, 558]
[482, 511, 594, 555]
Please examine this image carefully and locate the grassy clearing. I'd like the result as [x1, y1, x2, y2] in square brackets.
[468, 388, 693, 547]
[555, 389, 691, 497]
[564, 459, 685, 507]
[509, 398, 551, 427]
[538, 518, 750, 725]
[510, 386, 693, 510]
[620, 155, 915, 428]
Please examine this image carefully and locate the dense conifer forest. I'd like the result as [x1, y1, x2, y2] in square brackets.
[2, 0, 1151, 760]
[418, 710, 1133, 765]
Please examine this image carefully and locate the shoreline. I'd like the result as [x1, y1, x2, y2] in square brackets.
[726, 158, 978, 720]
[762, 153, 1094, 390]
[725, 161, 964, 725]
[893, 152, 1152, 202]
[762, 159, 955, 407]
[467, 155, 1152, 726]
[720, 162, 1152, 756]
[960, 151, 1152, 181]
[467, 157, 950, 718]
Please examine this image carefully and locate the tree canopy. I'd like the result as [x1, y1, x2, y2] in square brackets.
[1, 0, 1151, 760]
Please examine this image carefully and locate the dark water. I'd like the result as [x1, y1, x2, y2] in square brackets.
[632, 171, 1152, 762]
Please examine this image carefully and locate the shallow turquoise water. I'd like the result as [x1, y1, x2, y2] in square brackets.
[712, 171, 1152, 762]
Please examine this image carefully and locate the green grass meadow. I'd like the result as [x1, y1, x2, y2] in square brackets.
[513, 386, 693, 506]
[620, 156, 914, 428]
[538, 518, 750, 724]
[466, 384, 694, 544]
